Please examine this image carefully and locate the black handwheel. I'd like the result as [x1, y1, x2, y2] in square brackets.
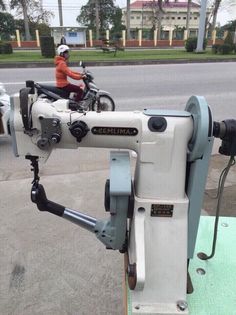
[92, 95, 115, 111]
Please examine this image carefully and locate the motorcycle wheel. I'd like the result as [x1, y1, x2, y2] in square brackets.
[92, 95, 115, 111]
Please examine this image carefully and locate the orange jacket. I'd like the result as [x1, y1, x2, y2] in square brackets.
[54, 56, 83, 87]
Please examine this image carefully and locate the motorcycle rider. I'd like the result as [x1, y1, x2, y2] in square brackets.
[54, 45, 86, 102]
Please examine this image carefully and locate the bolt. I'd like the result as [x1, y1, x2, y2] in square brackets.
[196, 268, 206, 275]
[177, 300, 188, 311]
[52, 119, 58, 127]
[51, 137, 58, 144]
[221, 222, 229, 227]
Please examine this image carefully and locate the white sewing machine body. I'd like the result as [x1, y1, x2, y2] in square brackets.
[10, 84, 234, 315]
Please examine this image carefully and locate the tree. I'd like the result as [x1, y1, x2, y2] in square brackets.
[10, 0, 53, 40]
[10, 0, 31, 40]
[15, 19, 51, 39]
[142, 0, 164, 40]
[24, 1, 54, 24]
[0, 12, 15, 40]
[222, 19, 236, 32]
[110, 7, 125, 40]
[210, 0, 222, 35]
[77, 0, 118, 39]
[0, 0, 6, 11]
[194, 0, 224, 37]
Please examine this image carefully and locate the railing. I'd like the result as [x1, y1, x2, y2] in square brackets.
[9, 38, 224, 49]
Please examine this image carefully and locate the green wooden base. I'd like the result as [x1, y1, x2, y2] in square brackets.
[188, 216, 236, 315]
[127, 216, 236, 315]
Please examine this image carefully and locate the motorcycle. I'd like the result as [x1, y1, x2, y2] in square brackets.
[0, 82, 10, 137]
[34, 61, 115, 112]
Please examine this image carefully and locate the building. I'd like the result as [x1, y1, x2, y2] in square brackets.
[50, 26, 87, 46]
[122, 1, 205, 39]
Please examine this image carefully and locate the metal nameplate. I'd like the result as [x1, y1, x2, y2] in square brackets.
[151, 204, 174, 217]
[92, 127, 138, 136]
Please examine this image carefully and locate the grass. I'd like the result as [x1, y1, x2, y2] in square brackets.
[0, 48, 236, 63]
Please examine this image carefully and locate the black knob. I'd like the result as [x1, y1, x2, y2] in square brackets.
[69, 120, 89, 142]
[51, 133, 61, 144]
[148, 117, 167, 132]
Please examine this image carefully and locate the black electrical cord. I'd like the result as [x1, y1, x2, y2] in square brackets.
[198, 156, 235, 260]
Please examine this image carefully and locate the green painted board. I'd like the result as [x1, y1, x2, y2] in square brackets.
[188, 216, 236, 315]
[127, 216, 236, 315]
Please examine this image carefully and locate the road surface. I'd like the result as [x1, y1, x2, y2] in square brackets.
[1, 62, 236, 120]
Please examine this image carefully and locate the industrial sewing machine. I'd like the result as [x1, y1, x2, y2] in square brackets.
[9, 82, 236, 315]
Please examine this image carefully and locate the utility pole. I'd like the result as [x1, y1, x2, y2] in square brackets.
[196, 0, 207, 52]
[58, 0, 63, 26]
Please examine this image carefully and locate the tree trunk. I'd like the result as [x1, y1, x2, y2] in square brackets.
[126, 0, 131, 40]
[157, 11, 162, 40]
[22, 0, 31, 40]
[208, 0, 221, 37]
[58, 0, 63, 26]
[186, 0, 191, 38]
[211, 0, 221, 31]
[154, 0, 163, 40]
[95, 0, 99, 40]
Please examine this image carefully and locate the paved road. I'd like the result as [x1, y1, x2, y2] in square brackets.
[1, 62, 236, 120]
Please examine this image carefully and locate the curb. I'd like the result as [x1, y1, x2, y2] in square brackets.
[0, 58, 236, 68]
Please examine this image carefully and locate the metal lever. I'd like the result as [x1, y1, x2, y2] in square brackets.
[28, 151, 132, 251]
[63, 209, 97, 232]
[31, 183, 65, 217]
[31, 183, 97, 232]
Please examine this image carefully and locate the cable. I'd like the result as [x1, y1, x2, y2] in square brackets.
[205, 158, 235, 199]
[198, 155, 235, 261]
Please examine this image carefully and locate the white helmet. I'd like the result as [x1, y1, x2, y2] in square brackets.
[57, 44, 70, 56]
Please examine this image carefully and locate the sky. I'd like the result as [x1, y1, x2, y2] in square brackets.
[7, 0, 236, 27]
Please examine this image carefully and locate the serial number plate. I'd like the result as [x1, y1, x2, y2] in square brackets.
[151, 204, 174, 217]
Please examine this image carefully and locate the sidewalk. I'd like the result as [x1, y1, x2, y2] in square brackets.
[0, 141, 124, 315]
